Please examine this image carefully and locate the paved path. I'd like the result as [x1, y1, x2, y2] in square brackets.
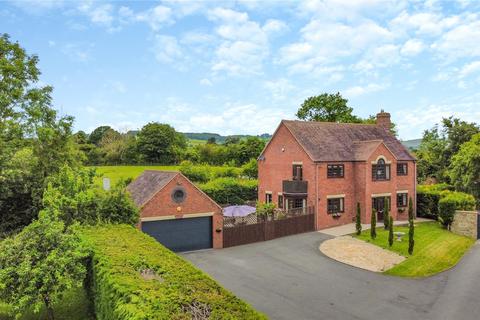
[183, 232, 480, 320]
[319, 218, 433, 237]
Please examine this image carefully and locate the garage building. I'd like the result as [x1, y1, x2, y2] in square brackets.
[127, 171, 223, 252]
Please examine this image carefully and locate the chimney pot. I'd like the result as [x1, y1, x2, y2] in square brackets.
[376, 110, 391, 130]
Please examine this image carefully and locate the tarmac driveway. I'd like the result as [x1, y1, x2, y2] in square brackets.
[183, 231, 480, 320]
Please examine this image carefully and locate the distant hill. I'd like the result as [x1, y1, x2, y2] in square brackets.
[182, 132, 272, 144]
[401, 139, 422, 150]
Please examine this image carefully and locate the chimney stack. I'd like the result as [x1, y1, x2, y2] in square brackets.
[376, 109, 391, 131]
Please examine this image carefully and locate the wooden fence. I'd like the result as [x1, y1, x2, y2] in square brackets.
[223, 207, 315, 248]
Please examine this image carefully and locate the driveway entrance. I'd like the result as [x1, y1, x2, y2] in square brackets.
[183, 232, 480, 320]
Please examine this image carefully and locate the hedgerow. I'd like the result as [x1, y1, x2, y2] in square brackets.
[81, 225, 266, 320]
[199, 178, 257, 205]
[417, 184, 476, 219]
[179, 161, 241, 183]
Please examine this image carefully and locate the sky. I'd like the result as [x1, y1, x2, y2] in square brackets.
[1, 0, 480, 140]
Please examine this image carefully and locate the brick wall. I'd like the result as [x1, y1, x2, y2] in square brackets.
[140, 174, 223, 248]
[451, 210, 478, 239]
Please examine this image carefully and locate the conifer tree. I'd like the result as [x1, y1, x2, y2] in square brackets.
[356, 203, 362, 235]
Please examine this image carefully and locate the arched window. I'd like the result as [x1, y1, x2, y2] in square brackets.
[372, 158, 390, 181]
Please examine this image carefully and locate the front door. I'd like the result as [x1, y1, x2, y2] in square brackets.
[372, 197, 389, 222]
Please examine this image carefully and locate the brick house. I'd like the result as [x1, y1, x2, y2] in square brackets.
[258, 111, 416, 230]
[127, 171, 223, 251]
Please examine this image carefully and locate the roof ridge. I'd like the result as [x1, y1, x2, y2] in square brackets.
[282, 119, 378, 126]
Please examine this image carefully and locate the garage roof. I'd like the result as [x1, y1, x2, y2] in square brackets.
[127, 170, 177, 207]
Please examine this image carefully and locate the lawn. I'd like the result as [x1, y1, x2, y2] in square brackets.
[0, 287, 94, 320]
[93, 165, 180, 186]
[355, 222, 475, 277]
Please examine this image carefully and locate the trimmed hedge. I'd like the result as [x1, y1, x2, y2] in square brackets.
[81, 225, 266, 320]
[417, 184, 476, 219]
[199, 178, 257, 205]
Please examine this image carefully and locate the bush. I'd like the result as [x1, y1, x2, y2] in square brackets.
[241, 158, 258, 179]
[81, 225, 265, 320]
[438, 197, 457, 229]
[179, 161, 241, 183]
[417, 184, 475, 219]
[179, 161, 211, 183]
[441, 191, 476, 211]
[0, 211, 87, 319]
[256, 201, 275, 220]
[199, 178, 257, 205]
[43, 166, 139, 226]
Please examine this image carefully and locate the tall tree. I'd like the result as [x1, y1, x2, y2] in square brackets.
[136, 122, 184, 164]
[449, 133, 480, 203]
[0, 34, 79, 235]
[88, 126, 114, 146]
[416, 117, 479, 183]
[296, 92, 361, 122]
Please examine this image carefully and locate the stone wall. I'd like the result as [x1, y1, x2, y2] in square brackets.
[451, 210, 478, 239]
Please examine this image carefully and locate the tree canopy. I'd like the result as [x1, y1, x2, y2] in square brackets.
[296, 92, 361, 123]
[0, 33, 80, 235]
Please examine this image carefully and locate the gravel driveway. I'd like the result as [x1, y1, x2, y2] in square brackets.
[183, 231, 480, 320]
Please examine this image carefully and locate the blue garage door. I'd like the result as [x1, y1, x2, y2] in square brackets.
[142, 217, 212, 252]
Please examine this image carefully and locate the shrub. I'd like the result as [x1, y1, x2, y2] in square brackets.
[417, 184, 475, 219]
[0, 211, 87, 319]
[388, 216, 394, 247]
[81, 225, 265, 320]
[179, 160, 211, 183]
[441, 192, 476, 211]
[408, 197, 415, 255]
[43, 166, 139, 226]
[384, 198, 390, 230]
[241, 158, 258, 179]
[438, 197, 457, 229]
[370, 209, 377, 239]
[199, 178, 257, 205]
[355, 203, 362, 236]
[256, 201, 275, 220]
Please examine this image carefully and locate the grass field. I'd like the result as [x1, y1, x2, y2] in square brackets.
[355, 222, 475, 277]
[0, 287, 94, 320]
[93, 165, 180, 186]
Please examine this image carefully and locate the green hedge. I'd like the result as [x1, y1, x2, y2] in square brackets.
[81, 225, 265, 320]
[417, 184, 476, 219]
[179, 161, 241, 183]
[199, 178, 257, 205]
[438, 197, 457, 228]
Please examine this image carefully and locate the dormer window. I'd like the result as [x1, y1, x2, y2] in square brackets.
[372, 158, 390, 181]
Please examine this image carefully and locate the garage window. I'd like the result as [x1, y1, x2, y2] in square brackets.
[172, 187, 187, 203]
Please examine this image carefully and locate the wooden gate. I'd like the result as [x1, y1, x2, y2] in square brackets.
[223, 207, 315, 248]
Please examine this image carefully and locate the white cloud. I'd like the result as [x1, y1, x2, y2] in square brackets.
[262, 19, 288, 34]
[152, 35, 183, 65]
[207, 7, 274, 75]
[278, 19, 393, 74]
[61, 43, 94, 62]
[459, 61, 480, 78]
[432, 19, 480, 62]
[354, 44, 401, 72]
[343, 83, 388, 97]
[135, 5, 173, 31]
[264, 78, 296, 101]
[200, 78, 213, 86]
[401, 39, 425, 56]
[389, 11, 460, 37]
[185, 104, 290, 135]
[395, 101, 480, 139]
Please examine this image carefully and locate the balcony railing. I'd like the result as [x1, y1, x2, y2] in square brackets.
[282, 180, 308, 195]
